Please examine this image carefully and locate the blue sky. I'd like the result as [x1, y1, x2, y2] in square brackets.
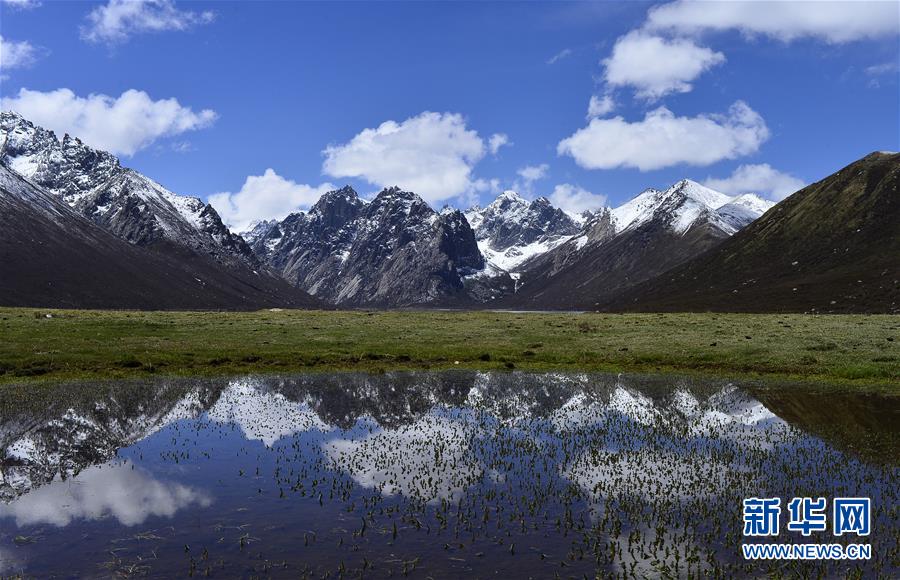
[1, 0, 898, 229]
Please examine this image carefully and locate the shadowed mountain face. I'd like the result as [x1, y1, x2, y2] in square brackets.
[0, 112, 321, 310]
[249, 186, 484, 307]
[605, 152, 900, 313]
[0, 165, 321, 310]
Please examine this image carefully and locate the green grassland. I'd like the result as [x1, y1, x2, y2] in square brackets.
[0, 308, 897, 391]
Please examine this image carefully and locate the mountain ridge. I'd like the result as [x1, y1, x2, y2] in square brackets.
[602, 151, 900, 313]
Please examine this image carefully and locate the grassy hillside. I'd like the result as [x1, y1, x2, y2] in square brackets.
[605, 152, 900, 313]
[0, 308, 897, 391]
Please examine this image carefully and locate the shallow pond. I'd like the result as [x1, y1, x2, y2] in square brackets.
[1, 372, 897, 578]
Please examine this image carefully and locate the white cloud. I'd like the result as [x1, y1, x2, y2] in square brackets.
[1, 87, 217, 156]
[81, 0, 215, 45]
[865, 62, 899, 76]
[2, 0, 41, 10]
[488, 132, 510, 155]
[322, 111, 487, 205]
[0, 35, 42, 70]
[547, 48, 573, 64]
[516, 163, 549, 183]
[558, 101, 769, 171]
[0, 462, 210, 527]
[703, 163, 805, 201]
[209, 169, 336, 232]
[603, 30, 725, 100]
[645, 0, 900, 43]
[549, 183, 608, 214]
[587, 94, 615, 118]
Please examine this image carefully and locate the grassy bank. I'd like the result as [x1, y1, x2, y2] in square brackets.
[0, 308, 897, 391]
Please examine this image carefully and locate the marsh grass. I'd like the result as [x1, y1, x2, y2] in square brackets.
[0, 308, 897, 391]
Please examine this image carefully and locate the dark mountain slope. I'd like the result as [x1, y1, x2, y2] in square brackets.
[0, 165, 321, 310]
[604, 152, 900, 313]
[251, 186, 484, 307]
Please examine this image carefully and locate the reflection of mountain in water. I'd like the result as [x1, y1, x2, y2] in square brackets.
[0, 381, 220, 502]
[1, 372, 895, 507]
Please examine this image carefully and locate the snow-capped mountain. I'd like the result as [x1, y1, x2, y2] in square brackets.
[603, 152, 900, 313]
[0, 111, 255, 267]
[498, 179, 774, 309]
[464, 191, 581, 275]
[610, 180, 773, 236]
[249, 185, 484, 306]
[0, 384, 216, 502]
[0, 111, 321, 309]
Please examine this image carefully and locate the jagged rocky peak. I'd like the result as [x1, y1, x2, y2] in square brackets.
[468, 190, 580, 248]
[435, 207, 484, 273]
[310, 185, 364, 226]
[368, 186, 433, 219]
[248, 183, 488, 306]
[1, 111, 121, 204]
[0, 110, 258, 265]
[241, 219, 279, 245]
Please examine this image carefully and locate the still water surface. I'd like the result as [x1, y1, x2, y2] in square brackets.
[1, 372, 897, 578]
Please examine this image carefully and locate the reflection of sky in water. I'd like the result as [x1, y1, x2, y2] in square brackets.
[0, 461, 211, 527]
[1, 373, 896, 578]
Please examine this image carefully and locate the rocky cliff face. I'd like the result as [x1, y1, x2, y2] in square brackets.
[465, 191, 581, 274]
[251, 186, 484, 306]
[0, 111, 256, 268]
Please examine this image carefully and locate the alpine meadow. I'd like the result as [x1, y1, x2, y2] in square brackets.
[1, 1, 898, 578]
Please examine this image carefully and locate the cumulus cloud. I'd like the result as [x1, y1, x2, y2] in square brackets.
[0, 35, 42, 71]
[209, 170, 336, 232]
[549, 183, 608, 214]
[557, 101, 769, 171]
[0, 462, 211, 527]
[516, 163, 549, 183]
[645, 0, 900, 43]
[1, 87, 217, 156]
[603, 31, 725, 100]
[703, 163, 805, 201]
[547, 48, 573, 64]
[81, 0, 215, 45]
[587, 94, 615, 118]
[488, 132, 510, 155]
[322, 111, 487, 205]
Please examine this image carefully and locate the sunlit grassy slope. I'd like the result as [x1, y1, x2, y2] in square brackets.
[0, 308, 897, 390]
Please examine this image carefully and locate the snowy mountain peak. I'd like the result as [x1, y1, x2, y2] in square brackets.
[610, 180, 770, 236]
[668, 179, 733, 208]
[1, 111, 257, 265]
[496, 190, 526, 204]
[465, 190, 581, 275]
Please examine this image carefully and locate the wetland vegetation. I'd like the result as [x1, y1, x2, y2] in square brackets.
[1, 371, 897, 578]
[0, 308, 898, 391]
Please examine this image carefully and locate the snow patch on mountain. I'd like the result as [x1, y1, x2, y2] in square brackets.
[465, 190, 580, 274]
[611, 180, 773, 236]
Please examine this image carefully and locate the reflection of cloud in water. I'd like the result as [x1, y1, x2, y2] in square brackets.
[0, 462, 210, 527]
[0, 545, 24, 574]
[207, 379, 329, 446]
[323, 412, 481, 502]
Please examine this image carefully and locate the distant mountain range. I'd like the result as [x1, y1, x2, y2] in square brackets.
[1, 111, 896, 312]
